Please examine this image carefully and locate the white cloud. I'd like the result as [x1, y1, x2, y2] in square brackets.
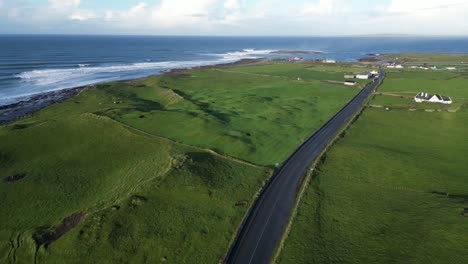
[303, 0, 334, 15]
[150, 0, 219, 28]
[368, 0, 468, 35]
[48, 0, 80, 13]
[69, 10, 98, 21]
[302, 0, 350, 15]
[1, 0, 468, 35]
[224, 0, 241, 11]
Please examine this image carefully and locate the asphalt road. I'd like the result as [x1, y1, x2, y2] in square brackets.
[225, 66, 384, 264]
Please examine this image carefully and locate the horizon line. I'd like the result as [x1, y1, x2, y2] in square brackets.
[1, 33, 468, 38]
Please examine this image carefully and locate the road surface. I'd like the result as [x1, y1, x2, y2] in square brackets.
[225, 66, 384, 264]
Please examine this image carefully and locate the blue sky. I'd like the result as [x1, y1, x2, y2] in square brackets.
[0, 0, 467, 35]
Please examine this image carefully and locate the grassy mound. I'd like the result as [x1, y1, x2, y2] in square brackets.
[0, 114, 269, 263]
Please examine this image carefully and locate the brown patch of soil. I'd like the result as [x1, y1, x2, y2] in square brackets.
[4, 173, 26, 182]
[34, 212, 86, 247]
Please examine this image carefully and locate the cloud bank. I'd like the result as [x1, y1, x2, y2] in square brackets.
[0, 0, 467, 35]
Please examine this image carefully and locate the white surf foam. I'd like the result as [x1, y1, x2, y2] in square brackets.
[214, 49, 277, 61]
[5, 48, 275, 106]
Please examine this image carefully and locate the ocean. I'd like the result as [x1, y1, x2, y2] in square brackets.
[1, 35, 468, 106]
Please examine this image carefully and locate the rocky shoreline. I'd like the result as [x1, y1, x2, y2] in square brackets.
[0, 87, 87, 125]
[270, 50, 323, 55]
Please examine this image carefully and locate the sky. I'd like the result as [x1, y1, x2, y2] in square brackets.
[0, 0, 468, 36]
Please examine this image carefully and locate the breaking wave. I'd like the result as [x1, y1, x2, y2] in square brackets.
[16, 49, 276, 86]
[4, 49, 276, 106]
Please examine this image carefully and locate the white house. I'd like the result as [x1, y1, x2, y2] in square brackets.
[323, 59, 336, 64]
[446, 67, 457, 70]
[414, 92, 452, 105]
[356, 73, 373, 80]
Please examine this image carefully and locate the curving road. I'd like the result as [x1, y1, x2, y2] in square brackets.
[225, 66, 384, 264]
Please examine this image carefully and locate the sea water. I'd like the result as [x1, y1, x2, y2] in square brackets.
[1, 35, 468, 105]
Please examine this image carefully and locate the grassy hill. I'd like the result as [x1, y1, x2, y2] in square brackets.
[0, 61, 368, 263]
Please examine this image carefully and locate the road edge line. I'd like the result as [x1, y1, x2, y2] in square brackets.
[271, 69, 385, 264]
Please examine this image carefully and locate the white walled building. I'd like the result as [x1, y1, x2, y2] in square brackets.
[414, 92, 452, 105]
[356, 73, 373, 80]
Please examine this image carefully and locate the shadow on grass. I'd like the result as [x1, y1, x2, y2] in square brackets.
[431, 191, 468, 203]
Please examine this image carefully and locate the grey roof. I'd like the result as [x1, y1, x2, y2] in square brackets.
[415, 92, 433, 100]
[441, 95, 452, 101]
[415, 92, 451, 101]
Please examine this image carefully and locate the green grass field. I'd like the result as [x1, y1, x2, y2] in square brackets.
[23, 63, 363, 166]
[372, 69, 468, 111]
[279, 66, 468, 264]
[0, 113, 271, 263]
[381, 53, 468, 64]
[0, 61, 367, 263]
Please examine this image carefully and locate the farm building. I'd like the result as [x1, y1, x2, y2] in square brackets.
[414, 92, 452, 105]
[344, 74, 355, 79]
[323, 59, 336, 64]
[344, 80, 357, 86]
[356, 73, 374, 80]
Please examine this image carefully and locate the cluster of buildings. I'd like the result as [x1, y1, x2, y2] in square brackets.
[342, 70, 378, 86]
[410, 65, 437, 70]
[414, 92, 452, 105]
[288, 57, 303, 62]
[407, 65, 457, 71]
[344, 70, 378, 80]
[387, 64, 404, 69]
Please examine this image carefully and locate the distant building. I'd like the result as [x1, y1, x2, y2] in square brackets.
[414, 92, 452, 105]
[387, 64, 404, 69]
[356, 73, 373, 80]
[344, 74, 355, 79]
[323, 59, 336, 64]
[370, 70, 379, 75]
[446, 67, 456, 70]
[288, 57, 303, 62]
[344, 80, 357, 86]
